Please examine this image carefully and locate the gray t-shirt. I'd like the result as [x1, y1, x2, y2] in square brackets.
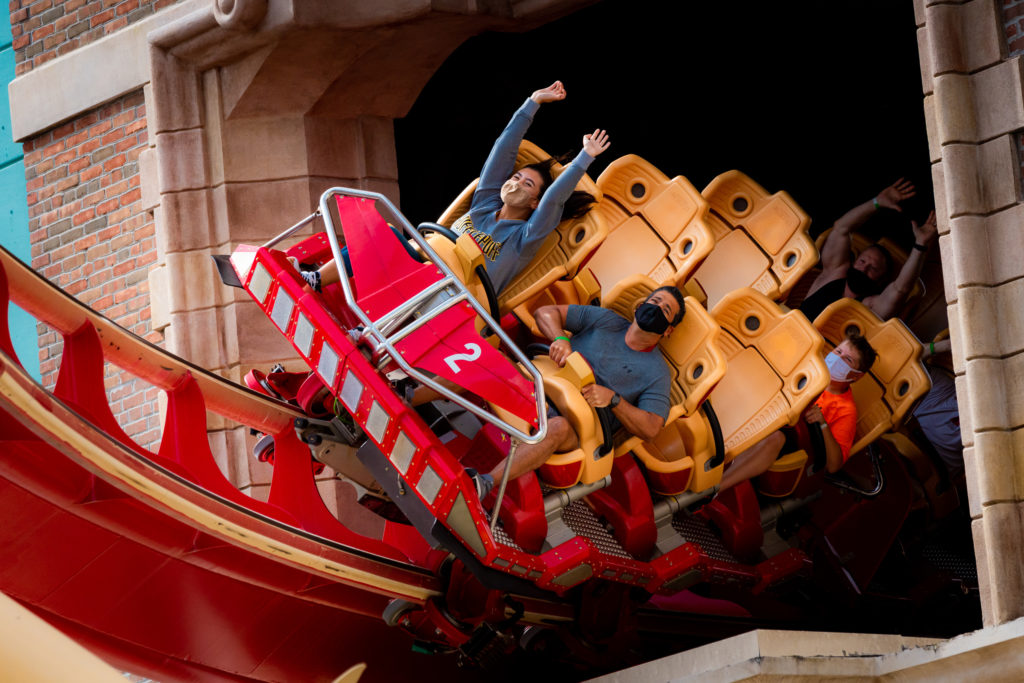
[563, 305, 672, 431]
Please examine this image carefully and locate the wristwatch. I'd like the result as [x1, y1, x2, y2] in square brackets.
[609, 392, 621, 409]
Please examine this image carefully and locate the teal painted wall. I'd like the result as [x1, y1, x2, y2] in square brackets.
[0, 16, 39, 379]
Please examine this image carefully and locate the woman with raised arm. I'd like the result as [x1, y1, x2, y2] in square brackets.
[451, 80, 610, 293]
[300, 81, 610, 295]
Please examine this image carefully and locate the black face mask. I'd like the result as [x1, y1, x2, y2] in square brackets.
[846, 267, 883, 298]
[635, 302, 670, 334]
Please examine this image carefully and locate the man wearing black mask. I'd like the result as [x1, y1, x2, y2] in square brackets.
[470, 287, 683, 497]
[799, 178, 938, 322]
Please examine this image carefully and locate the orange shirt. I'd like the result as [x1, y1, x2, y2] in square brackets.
[815, 388, 858, 462]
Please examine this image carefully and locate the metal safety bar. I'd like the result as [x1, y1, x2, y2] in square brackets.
[314, 187, 547, 446]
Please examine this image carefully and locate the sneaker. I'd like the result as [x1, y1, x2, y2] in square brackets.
[300, 270, 322, 293]
[465, 468, 494, 501]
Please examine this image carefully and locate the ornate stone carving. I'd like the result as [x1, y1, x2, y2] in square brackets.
[213, 0, 268, 31]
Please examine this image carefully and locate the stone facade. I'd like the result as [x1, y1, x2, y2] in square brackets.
[9, 0, 1024, 654]
[918, 0, 1024, 627]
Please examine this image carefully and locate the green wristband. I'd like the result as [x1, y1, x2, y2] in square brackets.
[554, 336, 570, 343]
[872, 197, 880, 209]
[929, 341, 935, 356]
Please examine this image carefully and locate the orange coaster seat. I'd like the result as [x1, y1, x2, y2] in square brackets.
[813, 298, 931, 455]
[533, 277, 726, 489]
[601, 277, 727, 495]
[514, 154, 716, 336]
[755, 298, 932, 497]
[437, 140, 607, 317]
[589, 154, 715, 297]
[688, 170, 815, 308]
[645, 288, 830, 495]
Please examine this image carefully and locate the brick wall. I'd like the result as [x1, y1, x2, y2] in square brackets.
[1003, 1, 1024, 193]
[1005, 0, 1024, 54]
[25, 89, 163, 447]
[10, 0, 181, 75]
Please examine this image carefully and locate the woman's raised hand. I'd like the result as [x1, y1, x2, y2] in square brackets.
[531, 81, 566, 104]
[582, 129, 611, 157]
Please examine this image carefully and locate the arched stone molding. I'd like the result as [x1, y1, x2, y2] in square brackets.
[916, 0, 1024, 627]
[143, 0, 594, 496]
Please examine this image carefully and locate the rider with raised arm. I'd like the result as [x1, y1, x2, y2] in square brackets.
[300, 81, 610, 295]
[799, 179, 938, 321]
[451, 80, 610, 293]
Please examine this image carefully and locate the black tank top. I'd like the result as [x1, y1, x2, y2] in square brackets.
[799, 278, 849, 322]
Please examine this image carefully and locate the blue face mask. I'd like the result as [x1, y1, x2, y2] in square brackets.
[826, 351, 862, 382]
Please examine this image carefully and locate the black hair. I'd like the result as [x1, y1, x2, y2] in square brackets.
[651, 285, 686, 326]
[860, 243, 894, 281]
[519, 156, 597, 221]
[846, 331, 877, 372]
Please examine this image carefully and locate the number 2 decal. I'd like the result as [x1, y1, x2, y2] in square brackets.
[444, 343, 482, 373]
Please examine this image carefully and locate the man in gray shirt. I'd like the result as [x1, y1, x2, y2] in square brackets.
[472, 287, 684, 497]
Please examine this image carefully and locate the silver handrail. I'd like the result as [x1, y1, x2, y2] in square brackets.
[312, 187, 547, 446]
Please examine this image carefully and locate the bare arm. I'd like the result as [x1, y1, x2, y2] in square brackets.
[805, 404, 845, 473]
[581, 384, 664, 441]
[817, 178, 917, 281]
[865, 210, 937, 321]
[821, 424, 845, 473]
[534, 304, 572, 366]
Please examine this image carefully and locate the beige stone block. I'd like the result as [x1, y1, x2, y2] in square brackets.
[165, 307, 234, 370]
[972, 430, 1024, 506]
[971, 518, 992, 625]
[917, 26, 933, 96]
[973, 58, 1024, 142]
[983, 204, 1024, 285]
[139, 148, 161, 211]
[981, 502, 1024, 625]
[963, 357, 1009, 431]
[933, 73, 976, 143]
[955, 372, 973, 446]
[144, 83, 156, 148]
[947, 301, 966, 374]
[360, 116, 398, 180]
[149, 48, 203, 134]
[943, 136, 1019, 217]
[304, 117, 364, 179]
[222, 178, 317, 241]
[964, 445, 982, 519]
[956, 286, 999, 358]
[156, 190, 218, 253]
[913, 0, 926, 27]
[202, 69, 226, 188]
[964, 355, 1024, 432]
[922, 95, 940, 163]
[164, 249, 223, 313]
[157, 129, 211, 193]
[926, 0, 1003, 76]
[222, 116, 308, 182]
[233, 301, 301, 366]
[147, 264, 171, 332]
[938, 232, 957, 305]
[947, 215, 987, 286]
[931, 160, 950, 242]
[959, 281, 1024, 358]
